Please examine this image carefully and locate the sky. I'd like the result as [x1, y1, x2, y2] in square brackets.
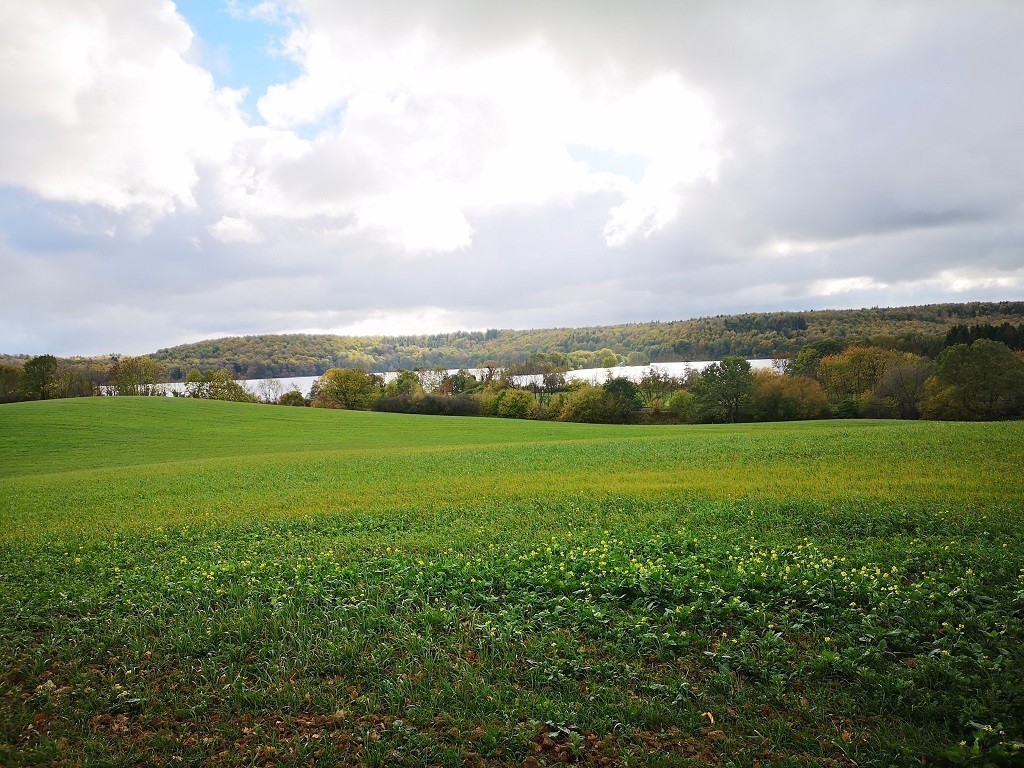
[2, 1, 1023, 356]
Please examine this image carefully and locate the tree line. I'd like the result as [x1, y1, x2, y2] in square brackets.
[3, 315, 1024, 423]
[5, 302, 1023, 387]
[292, 335, 1024, 424]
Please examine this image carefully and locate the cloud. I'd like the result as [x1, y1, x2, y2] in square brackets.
[1, 1, 1023, 356]
[208, 215, 263, 244]
[329, 307, 470, 338]
[929, 267, 1024, 294]
[811, 277, 889, 297]
[252, 11, 721, 249]
[0, 1, 248, 221]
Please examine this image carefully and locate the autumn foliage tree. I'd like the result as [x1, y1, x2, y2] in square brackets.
[817, 346, 900, 407]
[558, 384, 616, 423]
[383, 370, 424, 398]
[789, 340, 845, 380]
[922, 340, 1024, 420]
[109, 356, 166, 396]
[495, 388, 540, 419]
[751, 371, 828, 421]
[311, 368, 383, 410]
[184, 369, 258, 402]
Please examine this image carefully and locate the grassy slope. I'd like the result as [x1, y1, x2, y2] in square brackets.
[1, 397, 1020, 541]
[1, 399, 1022, 766]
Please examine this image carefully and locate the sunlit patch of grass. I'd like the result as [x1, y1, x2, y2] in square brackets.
[2, 399, 1021, 541]
[1, 400, 1022, 765]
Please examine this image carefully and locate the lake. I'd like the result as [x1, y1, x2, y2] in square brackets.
[153, 359, 778, 399]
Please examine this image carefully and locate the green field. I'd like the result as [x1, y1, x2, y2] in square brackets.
[1, 399, 1022, 766]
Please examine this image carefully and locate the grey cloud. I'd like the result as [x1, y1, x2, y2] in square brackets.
[3, 1, 1024, 355]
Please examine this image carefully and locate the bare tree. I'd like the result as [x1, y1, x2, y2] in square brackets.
[255, 378, 283, 404]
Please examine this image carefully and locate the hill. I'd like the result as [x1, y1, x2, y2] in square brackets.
[4, 397, 1021, 538]
[144, 301, 1024, 379]
[4, 301, 1024, 382]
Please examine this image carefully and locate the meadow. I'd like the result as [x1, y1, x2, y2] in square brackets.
[1, 398, 1022, 766]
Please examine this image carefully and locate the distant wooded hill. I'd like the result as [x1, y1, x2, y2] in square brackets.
[133, 301, 1024, 381]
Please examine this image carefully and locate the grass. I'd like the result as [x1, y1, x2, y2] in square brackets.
[1, 398, 1022, 766]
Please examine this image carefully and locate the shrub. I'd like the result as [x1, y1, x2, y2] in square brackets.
[559, 385, 616, 423]
[278, 390, 309, 406]
[495, 389, 539, 419]
[666, 389, 696, 422]
[372, 394, 480, 417]
[751, 371, 829, 421]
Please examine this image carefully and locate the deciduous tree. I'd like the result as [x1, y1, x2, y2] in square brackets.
[384, 370, 424, 398]
[109, 356, 166, 396]
[0, 363, 24, 403]
[922, 340, 1024, 420]
[872, 354, 932, 419]
[751, 370, 828, 421]
[21, 355, 59, 400]
[602, 377, 644, 422]
[184, 369, 258, 403]
[790, 340, 845, 380]
[559, 384, 615, 423]
[636, 367, 683, 409]
[693, 356, 753, 422]
[436, 369, 479, 395]
[311, 368, 383, 410]
[818, 346, 900, 405]
[666, 389, 696, 423]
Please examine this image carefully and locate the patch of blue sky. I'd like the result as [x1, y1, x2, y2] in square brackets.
[567, 145, 649, 184]
[290, 117, 339, 142]
[174, 0, 301, 119]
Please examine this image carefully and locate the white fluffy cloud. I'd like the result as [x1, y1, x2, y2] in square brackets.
[0, 1, 247, 220]
[244, 17, 721, 250]
[208, 215, 263, 244]
[1, 0, 1023, 355]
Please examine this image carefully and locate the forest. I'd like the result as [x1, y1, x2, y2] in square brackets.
[140, 301, 1024, 379]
